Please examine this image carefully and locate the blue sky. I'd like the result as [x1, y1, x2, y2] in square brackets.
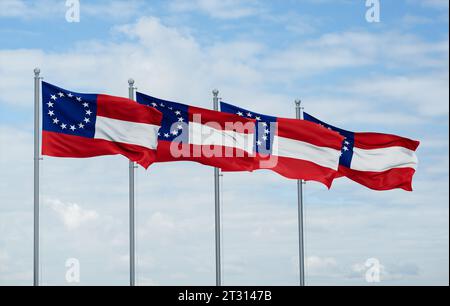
[0, 0, 448, 285]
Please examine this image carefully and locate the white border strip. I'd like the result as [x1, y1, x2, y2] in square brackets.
[272, 135, 341, 170]
[351, 146, 418, 172]
[94, 116, 160, 150]
[189, 122, 254, 154]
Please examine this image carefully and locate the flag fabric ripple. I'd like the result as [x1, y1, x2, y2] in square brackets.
[220, 102, 345, 188]
[303, 112, 420, 191]
[136, 92, 256, 171]
[41, 82, 162, 169]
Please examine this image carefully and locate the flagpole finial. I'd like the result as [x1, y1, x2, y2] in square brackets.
[213, 89, 219, 97]
[34, 68, 40, 76]
[295, 100, 301, 107]
[128, 78, 135, 86]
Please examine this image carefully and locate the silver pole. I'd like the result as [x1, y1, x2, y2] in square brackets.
[295, 100, 306, 287]
[33, 68, 41, 286]
[128, 79, 136, 286]
[213, 89, 222, 286]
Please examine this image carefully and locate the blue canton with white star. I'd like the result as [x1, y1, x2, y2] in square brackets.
[136, 92, 189, 143]
[220, 102, 277, 155]
[303, 112, 355, 168]
[42, 82, 97, 138]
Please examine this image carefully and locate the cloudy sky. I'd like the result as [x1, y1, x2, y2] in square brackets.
[0, 0, 448, 286]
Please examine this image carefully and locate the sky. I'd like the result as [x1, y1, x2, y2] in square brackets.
[0, 0, 448, 286]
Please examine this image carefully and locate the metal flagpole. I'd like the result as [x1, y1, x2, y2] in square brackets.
[295, 100, 306, 287]
[33, 68, 41, 286]
[128, 79, 136, 286]
[213, 89, 222, 286]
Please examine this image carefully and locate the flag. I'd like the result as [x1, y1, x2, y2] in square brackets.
[303, 113, 420, 191]
[42, 82, 162, 169]
[220, 102, 345, 188]
[136, 92, 256, 171]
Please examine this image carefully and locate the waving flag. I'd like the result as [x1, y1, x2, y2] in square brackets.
[303, 113, 420, 191]
[220, 102, 344, 188]
[42, 82, 162, 169]
[136, 92, 256, 171]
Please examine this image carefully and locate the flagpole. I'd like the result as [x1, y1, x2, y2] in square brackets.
[33, 68, 41, 286]
[213, 89, 222, 286]
[295, 100, 306, 287]
[128, 79, 136, 286]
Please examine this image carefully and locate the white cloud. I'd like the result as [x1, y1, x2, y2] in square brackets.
[45, 198, 99, 230]
[342, 73, 449, 117]
[265, 31, 449, 78]
[349, 260, 420, 281]
[169, 0, 262, 19]
[306, 256, 338, 275]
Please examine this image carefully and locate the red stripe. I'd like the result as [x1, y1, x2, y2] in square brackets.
[42, 131, 157, 169]
[337, 165, 416, 191]
[189, 106, 255, 134]
[253, 154, 337, 188]
[277, 118, 344, 150]
[354, 132, 420, 151]
[155, 140, 254, 171]
[97, 94, 162, 125]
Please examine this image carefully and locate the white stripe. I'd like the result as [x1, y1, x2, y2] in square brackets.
[351, 146, 418, 172]
[189, 122, 254, 153]
[94, 116, 159, 150]
[272, 136, 341, 170]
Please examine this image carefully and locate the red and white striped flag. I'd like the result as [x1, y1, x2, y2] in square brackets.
[42, 82, 162, 168]
[220, 102, 344, 188]
[304, 112, 420, 191]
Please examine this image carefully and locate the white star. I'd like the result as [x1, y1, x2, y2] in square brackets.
[171, 130, 178, 136]
[237, 111, 243, 116]
[58, 92, 64, 97]
[70, 125, 76, 131]
[177, 125, 183, 130]
[151, 103, 158, 107]
[47, 101, 54, 108]
[51, 95, 57, 101]
[78, 123, 85, 129]
[86, 110, 92, 116]
[60, 123, 67, 130]
[168, 107, 173, 110]
[344, 141, 350, 145]
[67, 93, 73, 98]
[262, 135, 268, 141]
[84, 118, 90, 123]
[178, 117, 184, 122]
[82, 102, 89, 108]
[262, 122, 268, 127]
[175, 111, 181, 116]
[246, 112, 253, 117]
[256, 116, 261, 121]
[164, 133, 170, 138]
[53, 118, 59, 124]
[76, 97, 82, 102]
[264, 129, 270, 135]
[343, 146, 349, 151]
[160, 103, 165, 107]
[48, 110, 55, 116]
[157, 132, 161, 137]
[256, 140, 262, 146]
